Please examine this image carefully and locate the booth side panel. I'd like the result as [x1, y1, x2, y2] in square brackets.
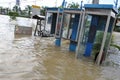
[51, 13, 57, 34]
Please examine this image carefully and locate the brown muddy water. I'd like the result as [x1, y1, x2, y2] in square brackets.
[0, 15, 120, 80]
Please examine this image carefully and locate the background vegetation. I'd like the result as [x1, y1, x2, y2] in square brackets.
[0, 3, 120, 32]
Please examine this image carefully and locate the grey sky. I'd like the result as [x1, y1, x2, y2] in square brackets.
[0, 0, 119, 9]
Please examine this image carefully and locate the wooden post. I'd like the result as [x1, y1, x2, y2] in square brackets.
[76, 12, 85, 58]
[76, 12, 82, 41]
[105, 16, 117, 62]
[96, 15, 111, 65]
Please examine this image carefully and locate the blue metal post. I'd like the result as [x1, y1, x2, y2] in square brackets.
[62, 0, 65, 8]
[69, 14, 80, 51]
[115, 0, 118, 8]
[55, 0, 65, 47]
[16, 0, 20, 6]
[55, 8, 64, 47]
[55, 38, 61, 46]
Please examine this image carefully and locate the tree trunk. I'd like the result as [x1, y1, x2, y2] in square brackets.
[92, 0, 99, 4]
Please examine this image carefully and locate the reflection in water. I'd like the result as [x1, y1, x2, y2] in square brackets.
[0, 15, 120, 80]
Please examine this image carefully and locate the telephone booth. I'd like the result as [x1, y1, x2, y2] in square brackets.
[45, 8, 62, 34]
[54, 8, 83, 50]
[62, 8, 83, 51]
[76, 4, 118, 64]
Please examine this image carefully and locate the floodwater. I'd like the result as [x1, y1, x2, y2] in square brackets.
[0, 15, 120, 80]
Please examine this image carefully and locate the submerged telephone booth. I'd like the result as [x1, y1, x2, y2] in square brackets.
[61, 8, 83, 51]
[55, 8, 83, 51]
[76, 4, 118, 64]
[45, 8, 62, 34]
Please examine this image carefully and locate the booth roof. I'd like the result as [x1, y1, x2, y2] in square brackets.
[84, 4, 118, 14]
[64, 8, 83, 11]
[46, 7, 58, 11]
[46, 7, 83, 12]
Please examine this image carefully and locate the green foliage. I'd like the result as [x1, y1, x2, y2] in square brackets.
[93, 43, 101, 54]
[25, 5, 32, 11]
[58, 6, 63, 8]
[94, 31, 104, 43]
[25, 5, 32, 17]
[8, 11, 19, 20]
[12, 5, 21, 12]
[114, 26, 120, 32]
[117, 6, 120, 17]
[111, 34, 114, 43]
[110, 44, 120, 50]
[40, 7, 45, 16]
[92, 31, 111, 55]
[114, 7, 120, 32]
[92, 32, 103, 55]
[93, 32, 120, 55]
[110, 34, 120, 51]
[67, 2, 79, 8]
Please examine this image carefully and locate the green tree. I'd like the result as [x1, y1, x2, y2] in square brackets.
[40, 6, 45, 16]
[8, 11, 19, 20]
[25, 5, 32, 17]
[117, 6, 120, 17]
[12, 5, 20, 12]
[67, 2, 79, 8]
[114, 6, 120, 32]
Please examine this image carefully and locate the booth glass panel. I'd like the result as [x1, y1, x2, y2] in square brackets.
[62, 13, 72, 39]
[68, 14, 75, 39]
[78, 15, 92, 55]
[46, 13, 53, 32]
[92, 16, 115, 62]
[91, 16, 115, 59]
[92, 16, 107, 55]
[55, 13, 63, 37]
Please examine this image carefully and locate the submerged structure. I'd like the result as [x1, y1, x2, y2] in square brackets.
[46, 8, 83, 51]
[54, 8, 83, 52]
[76, 4, 118, 64]
[45, 4, 118, 65]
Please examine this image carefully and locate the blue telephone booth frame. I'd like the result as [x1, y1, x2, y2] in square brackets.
[55, 8, 83, 50]
[76, 4, 118, 64]
[63, 8, 83, 51]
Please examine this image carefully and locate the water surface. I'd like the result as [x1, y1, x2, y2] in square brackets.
[0, 15, 120, 80]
